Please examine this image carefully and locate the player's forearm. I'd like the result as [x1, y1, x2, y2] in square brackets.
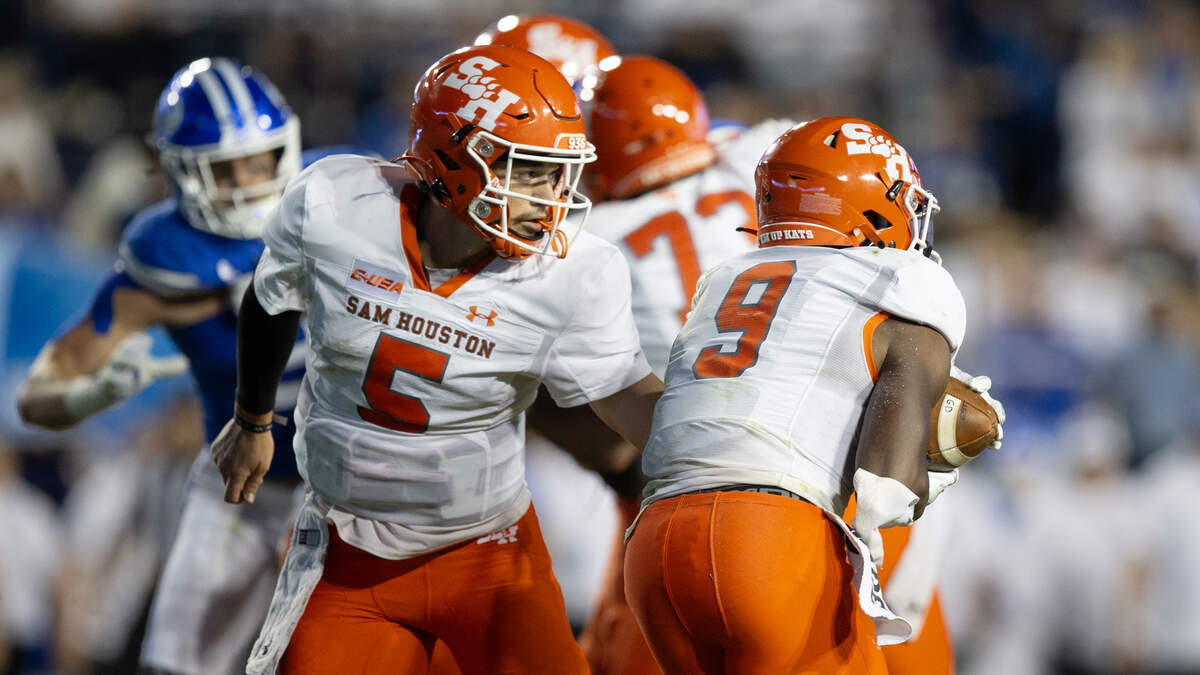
[17, 379, 78, 430]
[588, 373, 664, 452]
[18, 349, 116, 430]
[854, 361, 937, 501]
[236, 283, 300, 415]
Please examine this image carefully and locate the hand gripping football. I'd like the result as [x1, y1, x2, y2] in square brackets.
[928, 376, 1001, 470]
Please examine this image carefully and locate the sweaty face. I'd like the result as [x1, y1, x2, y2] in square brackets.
[490, 158, 565, 241]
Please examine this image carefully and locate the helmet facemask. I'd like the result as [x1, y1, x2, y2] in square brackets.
[161, 117, 300, 239]
[891, 177, 941, 262]
[461, 129, 594, 259]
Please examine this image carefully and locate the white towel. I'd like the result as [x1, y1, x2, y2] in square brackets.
[828, 513, 914, 647]
[246, 495, 329, 675]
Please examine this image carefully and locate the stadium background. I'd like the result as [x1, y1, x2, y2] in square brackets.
[1, 1, 1198, 673]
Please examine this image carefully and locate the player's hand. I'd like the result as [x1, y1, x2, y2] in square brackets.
[851, 468, 919, 566]
[951, 365, 1005, 450]
[101, 332, 190, 397]
[211, 412, 275, 505]
[925, 468, 958, 507]
[62, 332, 190, 420]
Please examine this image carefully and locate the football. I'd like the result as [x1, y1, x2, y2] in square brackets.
[928, 376, 1001, 471]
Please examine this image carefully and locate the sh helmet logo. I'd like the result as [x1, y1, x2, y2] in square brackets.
[442, 57, 521, 131]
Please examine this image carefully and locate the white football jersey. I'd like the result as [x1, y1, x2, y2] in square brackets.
[587, 119, 797, 376]
[254, 155, 650, 559]
[642, 245, 965, 516]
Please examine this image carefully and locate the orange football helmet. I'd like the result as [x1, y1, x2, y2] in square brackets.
[405, 45, 596, 259]
[474, 14, 617, 102]
[588, 56, 715, 201]
[755, 117, 939, 257]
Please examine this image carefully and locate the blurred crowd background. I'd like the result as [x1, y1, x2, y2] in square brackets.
[1, 0, 1198, 673]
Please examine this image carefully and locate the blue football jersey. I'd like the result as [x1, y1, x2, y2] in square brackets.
[84, 148, 379, 479]
[98, 200, 307, 479]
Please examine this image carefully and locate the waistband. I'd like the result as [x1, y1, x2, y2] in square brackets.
[688, 483, 810, 504]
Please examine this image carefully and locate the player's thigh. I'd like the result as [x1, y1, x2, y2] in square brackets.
[637, 492, 882, 675]
[433, 507, 586, 674]
[141, 460, 297, 673]
[281, 580, 436, 675]
[152, 464, 296, 599]
[704, 493, 846, 672]
[624, 496, 716, 674]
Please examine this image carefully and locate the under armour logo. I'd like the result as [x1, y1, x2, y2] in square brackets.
[466, 306, 498, 326]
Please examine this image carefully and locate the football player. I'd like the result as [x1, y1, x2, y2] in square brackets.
[587, 63, 1007, 674]
[212, 45, 661, 674]
[624, 117, 965, 673]
[577, 55, 795, 675]
[473, 12, 653, 657]
[18, 57, 311, 675]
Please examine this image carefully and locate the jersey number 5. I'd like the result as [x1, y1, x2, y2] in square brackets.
[692, 260, 795, 379]
[357, 334, 448, 433]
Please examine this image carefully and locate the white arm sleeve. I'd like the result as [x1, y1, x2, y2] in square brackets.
[542, 250, 651, 407]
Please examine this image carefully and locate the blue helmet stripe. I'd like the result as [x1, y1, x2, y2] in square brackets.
[213, 58, 258, 133]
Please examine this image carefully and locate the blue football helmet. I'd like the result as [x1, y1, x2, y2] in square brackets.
[151, 57, 300, 239]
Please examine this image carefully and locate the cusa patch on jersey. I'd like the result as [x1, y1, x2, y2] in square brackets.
[348, 258, 405, 302]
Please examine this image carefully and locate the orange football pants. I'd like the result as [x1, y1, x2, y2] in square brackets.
[625, 491, 887, 674]
[580, 496, 663, 675]
[279, 506, 586, 675]
[844, 498, 956, 675]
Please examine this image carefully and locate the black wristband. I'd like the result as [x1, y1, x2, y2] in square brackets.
[234, 414, 273, 434]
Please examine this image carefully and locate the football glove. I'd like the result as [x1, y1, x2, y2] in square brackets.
[951, 365, 1005, 450]
[63, 332, 189, 421]
[851, 468, 919, 566]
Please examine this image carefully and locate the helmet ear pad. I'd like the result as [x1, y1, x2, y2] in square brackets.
[862, 210, 902, 247]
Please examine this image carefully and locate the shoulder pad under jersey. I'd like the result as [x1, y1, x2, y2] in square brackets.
[118, 199, 264, 297]
[858, 249, 967, 352]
